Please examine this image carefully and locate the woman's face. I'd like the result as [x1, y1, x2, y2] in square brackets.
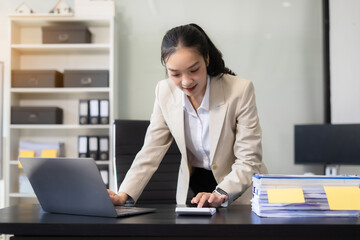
[165, 47, 208, 103]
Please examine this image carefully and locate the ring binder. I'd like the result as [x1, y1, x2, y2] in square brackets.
[78, 136, 88, 158]
[89, 136, 99, 160]
[89, 99, 99, 124]
[79, 100, 89, 124]
[99, 136, 109, 160]
[99, 99, 109, 124]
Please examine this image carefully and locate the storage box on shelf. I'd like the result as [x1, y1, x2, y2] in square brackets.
[11, 106, 63, 124]
[4, 15, 118, 206]
[42, 25, 92, 44]
[12, 70, 63, 87]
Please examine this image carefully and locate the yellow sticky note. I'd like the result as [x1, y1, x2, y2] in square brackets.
[267, 188, 305, 203]
[41, 149, 58, 158]
[18, 150, 35, 168]
[324, 186, 360, 210]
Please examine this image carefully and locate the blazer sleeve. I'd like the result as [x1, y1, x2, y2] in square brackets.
[118, 82, 174, 202]
[217, 80, 263, 206]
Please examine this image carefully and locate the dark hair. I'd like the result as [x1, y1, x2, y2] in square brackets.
[161, 23, 235, 77]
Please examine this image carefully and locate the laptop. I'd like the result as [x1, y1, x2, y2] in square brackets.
[19, 157, 156, 218]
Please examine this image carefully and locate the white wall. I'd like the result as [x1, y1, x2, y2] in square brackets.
[330, 0, 360, 123]
[115, 0, 325, 175]
[0, 62, 3, 209]
[330, 0, 360, 175]
[0, 0, 326, 207]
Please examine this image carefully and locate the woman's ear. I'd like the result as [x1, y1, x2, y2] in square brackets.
[206, 55, 210, 67]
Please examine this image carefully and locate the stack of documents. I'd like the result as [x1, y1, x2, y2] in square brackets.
[251, 174, 360, 217]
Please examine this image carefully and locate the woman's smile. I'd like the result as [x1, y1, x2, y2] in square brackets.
[184, 84, 197, 92]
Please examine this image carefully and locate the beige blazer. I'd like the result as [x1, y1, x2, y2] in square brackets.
[119, 74, 267, 205]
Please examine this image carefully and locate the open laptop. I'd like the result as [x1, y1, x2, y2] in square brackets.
[19, 157, 155, 218]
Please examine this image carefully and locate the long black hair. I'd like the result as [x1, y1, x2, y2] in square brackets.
[161, 23, 236, 77]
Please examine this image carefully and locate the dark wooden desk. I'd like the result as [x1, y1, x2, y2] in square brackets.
[0, 204, 359, 239]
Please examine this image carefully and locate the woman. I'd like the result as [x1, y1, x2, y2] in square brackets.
[108, 23, 267, 208]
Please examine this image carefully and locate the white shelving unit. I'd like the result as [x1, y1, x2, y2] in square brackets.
[4, 15, 118, 206]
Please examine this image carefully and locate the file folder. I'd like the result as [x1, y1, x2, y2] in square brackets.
[78, 136, 88, 158]
[251, 174, 360, 217]
[89, 99, 99, 124]
[98, 165, 109, 188]
[88, 136, 99, 160]
[99, 99, 109, 124]
[18, 150, 35, 168]
[41, 149, 58, 158]
[79, 100, 89, 124]
[19, 141, 64, 158]
[99, 136, 109, 160]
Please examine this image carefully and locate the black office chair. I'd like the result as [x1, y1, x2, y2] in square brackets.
[113, 120, 193, 204]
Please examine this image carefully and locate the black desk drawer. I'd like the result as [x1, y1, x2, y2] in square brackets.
[64, 70, 109, 87]
[42, 25, 91, 44]
[11, 107, 63, 124]
[12, 70, 63, 88]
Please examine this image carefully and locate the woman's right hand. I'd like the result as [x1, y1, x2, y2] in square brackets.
[107, 190, 129, 206]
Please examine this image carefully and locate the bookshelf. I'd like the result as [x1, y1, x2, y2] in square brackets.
[4, 15, 118, 206]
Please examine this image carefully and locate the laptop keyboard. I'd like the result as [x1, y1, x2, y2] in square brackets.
[115, 206, 140, 214]
[114, 206, 155, 216]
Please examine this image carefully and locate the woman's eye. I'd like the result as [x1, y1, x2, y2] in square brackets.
[191, 68, 199, 73]
[171, 74, 180, 77]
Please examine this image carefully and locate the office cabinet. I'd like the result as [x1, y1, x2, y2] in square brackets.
[4, 14, 118, 206]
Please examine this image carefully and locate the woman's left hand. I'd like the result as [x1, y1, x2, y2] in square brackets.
[191, 192, 227, 208]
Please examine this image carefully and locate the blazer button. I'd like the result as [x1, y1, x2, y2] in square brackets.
[211, 164, 217, 170]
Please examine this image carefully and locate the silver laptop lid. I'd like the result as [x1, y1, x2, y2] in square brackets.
[19, 157, 117, 218]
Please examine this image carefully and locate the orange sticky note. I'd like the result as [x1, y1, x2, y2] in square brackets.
[41, 149, 57, 158]
[324, 186, 360, 210]
[18, 150, 35, 168]
[267, 188, 305, 203]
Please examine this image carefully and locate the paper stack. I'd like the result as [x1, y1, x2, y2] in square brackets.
[251, 174, 360, 217]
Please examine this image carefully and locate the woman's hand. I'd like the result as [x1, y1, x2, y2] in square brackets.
[107, 190, 129, 206]
[191, 192, 227, 208]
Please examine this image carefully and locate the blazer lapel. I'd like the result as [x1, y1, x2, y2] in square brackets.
[167, 87, 187, 156]
[209, 77, 228, 164]
[163, 82, 189, 204]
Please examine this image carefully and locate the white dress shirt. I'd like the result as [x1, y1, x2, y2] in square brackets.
[183, 76, 211, 170]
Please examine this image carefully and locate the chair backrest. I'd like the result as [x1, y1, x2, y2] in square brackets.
[113, 120, 190, 204]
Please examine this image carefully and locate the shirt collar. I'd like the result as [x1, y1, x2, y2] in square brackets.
[182, 75, 210, 113]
